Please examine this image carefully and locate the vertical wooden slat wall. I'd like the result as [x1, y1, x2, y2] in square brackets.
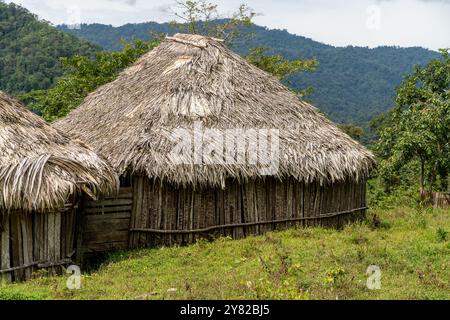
[127, 177, 368, 249]
[1, 219, 11, 282]
[1, 177, 369, 281]
[0, 206, 77, 282]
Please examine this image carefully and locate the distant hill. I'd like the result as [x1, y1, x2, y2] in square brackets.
[0, 2, 99, 94]
[58, 22, 440, 130]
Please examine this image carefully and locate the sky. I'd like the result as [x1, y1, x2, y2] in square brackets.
[4, 0, 450, 50]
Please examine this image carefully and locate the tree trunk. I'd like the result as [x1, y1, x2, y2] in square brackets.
[420, 158, 425, 192]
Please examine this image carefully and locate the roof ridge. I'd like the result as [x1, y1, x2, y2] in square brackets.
[167, 33, 224, 48]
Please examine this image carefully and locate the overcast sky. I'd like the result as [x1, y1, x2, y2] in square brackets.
[5, 0, 450, 50]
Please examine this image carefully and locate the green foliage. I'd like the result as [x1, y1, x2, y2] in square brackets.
[0, 2, 98, 94]
[21, 39, 159, 121]
[436, 228, 448, 242]
[246, 47, 317, 96]
[0, 289, 47, 300]
[367, 178, 420, 210]
[375, 50, 450, 192]
[337, 123, 364, 141]
[323, 266, 347, 291]
[169, 0, 256, 45]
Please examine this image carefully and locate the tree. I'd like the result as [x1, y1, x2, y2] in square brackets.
[169, 1, 317, 96]
[169, 0, 256, 45]
[21, 39, 159, 121]
[0, 1, 98, 94]
[375, 49, 450, 192]
[337, 123, 364, 141]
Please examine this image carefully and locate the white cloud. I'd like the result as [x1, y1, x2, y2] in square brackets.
[5, 0, 450, 50]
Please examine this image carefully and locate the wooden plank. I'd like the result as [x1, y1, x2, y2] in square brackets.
[84, 219, 131, 233]
[54, 212, 61, 267]
[255, 180, 266, 234]
[85, 212, 131, 221]
[10, 214, 23, 281]
[176, 187, 184, 245]
[205, 188, 215, 235]
[1, 217, 11, 282]
[140, 177, 149, 247]
[119, 187, 133, 193]
[21, 214, 33, 280]
[216, 188, 225, 237]
[85, 198, 133, 208]
[129, 176, 143, 248]
[84, 206, 132, 214]
[192, 189, 202, 243]
[83, 241, 129, 253]
[242, 182, 251, 235]
[66, 207, 76, 258]
[83, 230, 130, 244]
[128, 179, 137, 249]
[152, 180, 160, 246]
[188, 189, 194, 244]
[173, 187, 182, 246]
[61, 210, 67, 258]
[33, 213, 43, 265]
[235, 182, 244, 239]
[75, 200, 86, 265]
[166, 186, 177, 246]
[47, 212, 56, 276]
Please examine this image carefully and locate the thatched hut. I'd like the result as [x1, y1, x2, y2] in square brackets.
[55, 34, 375, 251]
[0, 91, 118, 281]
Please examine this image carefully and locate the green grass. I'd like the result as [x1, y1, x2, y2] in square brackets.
[1, 207, 449, 300]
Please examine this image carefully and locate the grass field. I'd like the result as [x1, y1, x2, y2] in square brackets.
[0, 207, 448, 300]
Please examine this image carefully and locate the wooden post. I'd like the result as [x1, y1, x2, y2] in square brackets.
[420, 159, 425, 192]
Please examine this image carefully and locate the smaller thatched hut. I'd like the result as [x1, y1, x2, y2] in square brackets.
[0, 91, 118, 282]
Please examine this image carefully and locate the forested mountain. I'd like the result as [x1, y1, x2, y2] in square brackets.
[59, 22, 439, 127]
[0, 2, 98, 94]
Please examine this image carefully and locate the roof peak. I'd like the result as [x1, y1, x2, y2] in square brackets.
[166, 33, 225, 48]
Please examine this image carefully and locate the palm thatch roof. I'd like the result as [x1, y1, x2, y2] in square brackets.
[0, 91, 118, 213]
[55, 33, 375, 188]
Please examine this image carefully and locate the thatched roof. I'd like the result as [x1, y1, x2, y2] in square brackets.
[0, 91, 118, 213]
[55, 33, 375, 188]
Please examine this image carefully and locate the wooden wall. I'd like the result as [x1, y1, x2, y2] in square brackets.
[0, 205, 77, 282]
[77, 177, 366, 255]
[79, 187, 132, 256]
[1, 178, 368, 282]
[126, 177, 367, 249]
